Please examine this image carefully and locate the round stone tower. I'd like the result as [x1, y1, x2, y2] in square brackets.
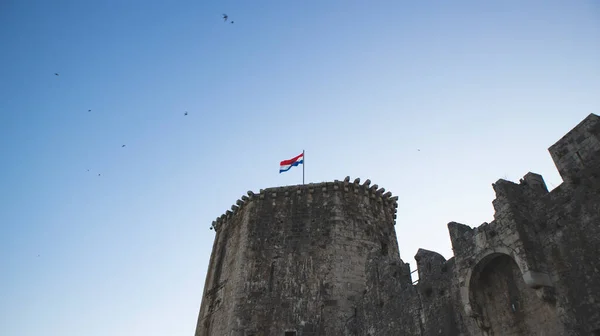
[194, 177, 401, 336]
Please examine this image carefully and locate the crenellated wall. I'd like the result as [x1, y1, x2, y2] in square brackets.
[448, 113, 600, 336]
[209, 177, 398, 233]
[194, 114, 600, 336]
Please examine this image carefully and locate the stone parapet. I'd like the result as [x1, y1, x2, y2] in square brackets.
[209, 176, 399, 232]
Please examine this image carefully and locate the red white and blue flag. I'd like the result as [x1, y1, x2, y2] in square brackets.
[279, 152, 304, 173]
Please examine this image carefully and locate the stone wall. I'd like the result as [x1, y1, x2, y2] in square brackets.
[449, 113, 600, 335]
[414, 249, 462, 336]
[194, 113, 600, 336]
[355, 253, 420, 335]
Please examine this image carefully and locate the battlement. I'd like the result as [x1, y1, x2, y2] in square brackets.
[209, 176, 399, 232]
[443, 114, 600, 335]
[549, 113, 600, 183]
[490, 172, 550, 215]
[486, 114, 600, 214]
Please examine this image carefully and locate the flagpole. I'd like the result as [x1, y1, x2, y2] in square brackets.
[302, 149, 305, 185]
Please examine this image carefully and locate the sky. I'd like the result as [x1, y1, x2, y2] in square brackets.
[0, 0, 599, 335]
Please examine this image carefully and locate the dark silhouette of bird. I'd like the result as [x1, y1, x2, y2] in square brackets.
[184, 111, 188, 116]
[418, 149, 421, 152]
[222, 14, 228, 21]
[88, 109, 91, 112]
[54, 73, 59, 76]
[231, 21, 234, 24]
[122, 145, 126, 148]
[98, 174, 101, 176]
[87, 169, 90, 172]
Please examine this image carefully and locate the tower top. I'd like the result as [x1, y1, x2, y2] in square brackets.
[209, 176, 399, 232]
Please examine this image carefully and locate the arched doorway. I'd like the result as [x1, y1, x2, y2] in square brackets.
[469, 254, 559, 336]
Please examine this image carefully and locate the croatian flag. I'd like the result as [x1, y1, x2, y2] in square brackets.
[279, 152, 304, 173]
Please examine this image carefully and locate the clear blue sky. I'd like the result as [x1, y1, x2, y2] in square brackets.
[1, 0, 598, 335]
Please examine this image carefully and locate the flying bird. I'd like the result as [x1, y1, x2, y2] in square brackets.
[222, 14, 228, 21]
[231, 21, 234, 24]
[184, 111, 188, 116]
[88, 109, 91, 112]
[122, 145, 126, 148]
[98, 174, 101, 176]
[54, 73, 59, 76]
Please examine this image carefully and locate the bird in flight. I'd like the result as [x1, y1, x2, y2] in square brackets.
[54, 73, 59, 76]
[88, 109, 91, 112]
[231, 21, 234, 24]
[222, 14, 228, 21]
[184, 111, 188, 116]
[98, 174, 101, 176]
[122, 145, 126, 148]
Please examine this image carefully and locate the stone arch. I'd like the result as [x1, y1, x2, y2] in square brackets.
[461, 247, 554, 318]
[461, 247, 526, 318]
[465, 251, 560, 335]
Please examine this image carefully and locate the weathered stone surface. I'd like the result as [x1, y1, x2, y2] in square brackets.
[194, 113, 600, 336]
[450, 113, 600, 336]
[195, 180, 401, 336]
[414, 249, 461, 336]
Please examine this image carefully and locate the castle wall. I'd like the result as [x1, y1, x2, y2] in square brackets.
[540, 173, 600, 333]
[413, 250, 462, 336]
[448, 113, 600, 336]
[356, 254, 420, 335]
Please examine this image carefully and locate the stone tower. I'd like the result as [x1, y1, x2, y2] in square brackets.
[194, 178, 413, 335]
